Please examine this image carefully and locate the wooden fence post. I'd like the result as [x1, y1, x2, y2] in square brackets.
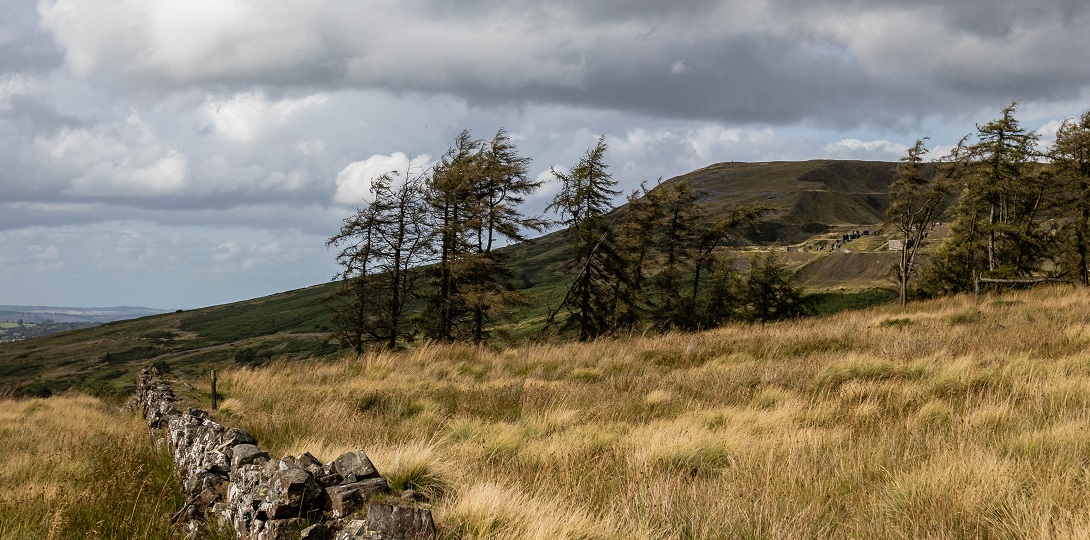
[210, 369, 218, 411]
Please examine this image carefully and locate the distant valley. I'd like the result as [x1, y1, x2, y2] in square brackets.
[0, 305, 168, 324]
[0, 306, 170, 343]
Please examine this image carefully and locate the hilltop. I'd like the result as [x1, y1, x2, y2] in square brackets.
[0, 160, 907, 397]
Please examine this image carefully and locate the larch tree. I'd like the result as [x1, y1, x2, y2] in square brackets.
[927, 103, 1044, 291]
[1051, 110, 1090, 285]
[649, 180, 703, 330]
[886, 139, 946, 306]
[327, 169, 433, 351]
[423, 129, 546, 343]
[462, 129, 548, 342]
[423, 131, 481, 341]
[544, 136, 625, 341]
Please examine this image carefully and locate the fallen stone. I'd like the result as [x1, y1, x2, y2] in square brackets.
[363, 503, 436, 540]
[326, 478, 390, 518]
[301, 523, 332, 540]
[332, 451, 380, 482]
[336, 520, 368, 540]
[260, 517, 307, 539]
[266, 466, 323, 518]
[233, 444, 270, 470]
[299, 452, 325, 478]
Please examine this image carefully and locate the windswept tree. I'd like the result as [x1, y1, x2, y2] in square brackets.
[649, 180, 703, 330]
[462, 129, 548, 342]
[327, 169, 433, 351]
[1051, 110, 1090, 285]
[545, 136, 625, 341]
[423, 131, 481, 341]
[611, 182, 659, 330]
[887, 139, 946, 306]
[423, 129, 546, 342]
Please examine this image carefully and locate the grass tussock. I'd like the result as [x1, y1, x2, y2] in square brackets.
[208, 286, 1090, 539]
[0, 395, 184, 539]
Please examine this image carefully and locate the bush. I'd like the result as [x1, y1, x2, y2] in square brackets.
[233, 348, 258, 364]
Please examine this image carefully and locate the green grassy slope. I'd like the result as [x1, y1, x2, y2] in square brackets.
[0, 159, 905, 396]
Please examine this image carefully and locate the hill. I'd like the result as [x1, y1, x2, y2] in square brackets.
[0, 159, 906, 396]
[671, 160, 897, 243]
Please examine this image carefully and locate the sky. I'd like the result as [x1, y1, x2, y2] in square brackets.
[2, 0, 1090, 309]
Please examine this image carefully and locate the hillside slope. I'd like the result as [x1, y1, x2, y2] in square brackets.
[0, 159, 906, 396]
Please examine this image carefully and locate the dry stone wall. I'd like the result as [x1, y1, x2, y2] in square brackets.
[136, 367, 436, 540]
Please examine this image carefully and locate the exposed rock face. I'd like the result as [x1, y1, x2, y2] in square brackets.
[136, 367, 437, 540]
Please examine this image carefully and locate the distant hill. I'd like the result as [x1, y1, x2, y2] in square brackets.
[0, 159, 907, 397]
[0, 305, 169, 324]
[667, 160, 898, 242]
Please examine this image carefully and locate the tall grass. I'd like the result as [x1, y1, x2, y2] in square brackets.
[211, 286, 1090, 539]
[0, 395, 183, 539]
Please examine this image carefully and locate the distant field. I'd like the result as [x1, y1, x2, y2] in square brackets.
[199, 285, 1090, 539]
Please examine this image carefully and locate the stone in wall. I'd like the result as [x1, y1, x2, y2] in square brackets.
[136, 367, 437, 540]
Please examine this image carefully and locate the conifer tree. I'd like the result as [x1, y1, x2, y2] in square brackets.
[545, 136, 624, 341]
[1051, 110, 1090, 285]
[650, 180, 703, 330]
[610, 183, 658, 330]
[423, 131, 481, 341]
[423, 129, 546, 342]
[927, 103, 1043, 291]
[328, 170, 433, 351]
[462, 130, 548, 342]
[887, 139, 945, 306]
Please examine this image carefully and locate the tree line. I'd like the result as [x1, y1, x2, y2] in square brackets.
[327, 131, 810, 350]
[888, 102, 1090, 304]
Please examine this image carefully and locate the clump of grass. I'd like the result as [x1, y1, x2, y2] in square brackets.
[377, 443, 456, 502]
[948, 307, 982, 325]
[0, 395, 183, 539]
[441, 481, 613, 540]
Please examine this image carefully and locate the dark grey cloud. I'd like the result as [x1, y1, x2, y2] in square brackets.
[3, 0, 1089, 307]
[33, 0, 1090, 128]
[0, 0, 62, 75]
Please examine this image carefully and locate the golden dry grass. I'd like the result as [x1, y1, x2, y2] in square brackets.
[0, 395, 184, 539]
[209, 286, 1090, 539]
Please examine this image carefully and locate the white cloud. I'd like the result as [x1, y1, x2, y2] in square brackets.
[201, 92, 329, 144]
[66, 148, 190, 197]
[332, 152, 433, 205]
[1036, 119, 1065, 153]
[823, 138, 908, 160]
[28, 244, 63, 271]
[295, 139, 326, 156]
[0, 74, 26, 109]
[38, 0, 327, 81]
[212, 240, 241, 263]
[30, 107, 192, 197]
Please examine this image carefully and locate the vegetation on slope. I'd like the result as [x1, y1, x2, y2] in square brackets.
[0, 159, 907, 396]
[204, 285, 1090, 539]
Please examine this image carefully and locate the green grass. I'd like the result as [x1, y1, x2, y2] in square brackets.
[809, 289, 898, 316]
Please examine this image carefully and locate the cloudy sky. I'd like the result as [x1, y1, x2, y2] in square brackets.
[2, 0, 1090, 309]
